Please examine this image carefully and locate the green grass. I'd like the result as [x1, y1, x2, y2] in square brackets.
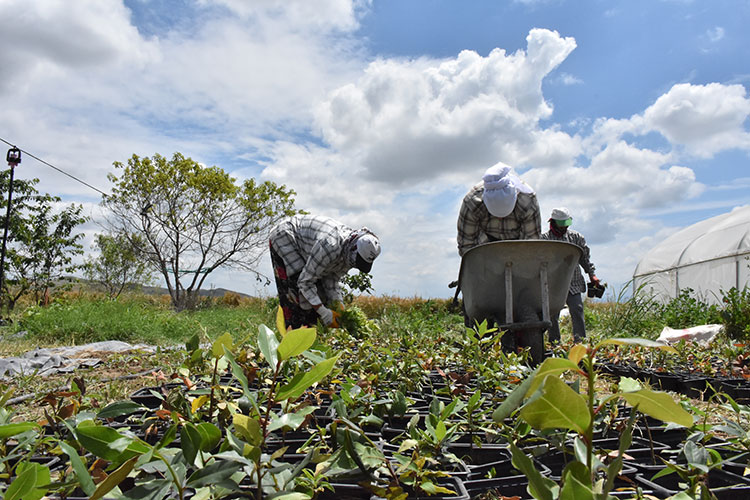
[8, 293, 278, 347]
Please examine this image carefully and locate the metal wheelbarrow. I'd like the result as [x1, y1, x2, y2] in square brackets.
[457, 240, 582, 364]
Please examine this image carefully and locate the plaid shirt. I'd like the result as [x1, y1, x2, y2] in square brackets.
[270, 215, 356, 308]
[457, 182, 542, 256]
[541, 228, 596, 295]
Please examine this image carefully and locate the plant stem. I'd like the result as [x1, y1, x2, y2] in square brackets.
[208, 355, 219, 418]
[155, 450, 184, 500]
[585, 353, 596, 481]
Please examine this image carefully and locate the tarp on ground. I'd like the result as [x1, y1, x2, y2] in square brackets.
[0, 341, 155, 379]
[633, 205, 750, 304]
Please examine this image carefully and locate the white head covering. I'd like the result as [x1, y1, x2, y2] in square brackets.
[482, 162, 535, 217]
[550, 207, 572, 221]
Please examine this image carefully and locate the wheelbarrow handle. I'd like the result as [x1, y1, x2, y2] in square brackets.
[448, 279, 461, 311]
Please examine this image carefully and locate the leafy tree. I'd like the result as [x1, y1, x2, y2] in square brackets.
[341, 271, 374, 304]
[102, 152, 300, 311]
[84, 233, 155, 299]
[0, 172, 87, 310]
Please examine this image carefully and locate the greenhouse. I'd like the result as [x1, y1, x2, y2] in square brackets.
[633, 205, 750, 304]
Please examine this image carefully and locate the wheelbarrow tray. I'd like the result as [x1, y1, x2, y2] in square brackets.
[459, 240, 582, 329]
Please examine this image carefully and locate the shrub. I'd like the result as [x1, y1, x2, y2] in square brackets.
[659, 288, 721, 329]
[591, 281, 663, 339]
[720, 286, 750, 341]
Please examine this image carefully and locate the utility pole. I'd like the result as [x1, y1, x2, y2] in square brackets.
[0, 146, 21, 323]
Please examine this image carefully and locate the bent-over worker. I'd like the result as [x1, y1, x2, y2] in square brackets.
[457, 162, 541, 257]
[269, 215, 381, 329]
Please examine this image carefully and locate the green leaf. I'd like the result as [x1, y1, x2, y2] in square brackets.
[268, 406, 317, 433]
[223, 347, 252, 399]
[520, 376, 590, 434]
[597, 337, 677, 352]
[76, 423, 150, 462]
[620, 389, 693, 427]
[398, 439, 419, 452]
[683, 441, 709, 468]
[187, 460, 242, 487]
[26, 463, 50, 500]
[276, 305, 287, 336]
[60, 441, 96, 496]
[419, 481, 455, 495]
[493, 366, 540, 422]
[186, 333, 200, 352]
[527, 357, 581, 395]
[90, 456, 138, 500]
[196, 422, 222, 451]
[6, 462, 50, 500]
[233, 414, 262, 445]
[603, 412, 635, 495]
[568, 344, 587, 365]
[119, 479, 172, 500]
[156, 423, 177, 450]
[4, 463, 37, 500]
[270, 493, 312, 500]
[181, 423, 203, 464]
[393, 390, 408, 415]
[618, 377, 642, 393]
[666, 492, 695, 500]
[212, 332, 234, 359]
[277, 326, 316, 361]
[0, 422, 40, 439]
[510, 442, 557, 500]
[258, 324, 279, 367]
[276, 353, 341, 401]
[435, 420, 447, 442]
[97, 401, 146, 420]
[560, 463, 595, 500]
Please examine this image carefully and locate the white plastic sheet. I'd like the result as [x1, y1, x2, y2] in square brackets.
[0, 341, 155, 379]
[656, 324, 724, 345]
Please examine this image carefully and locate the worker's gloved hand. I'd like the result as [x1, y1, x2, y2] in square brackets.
[317, 305, 334, 326]
[331, 310, 342, 329]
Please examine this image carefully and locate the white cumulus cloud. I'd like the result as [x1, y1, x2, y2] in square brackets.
[311, 29, 578, 186]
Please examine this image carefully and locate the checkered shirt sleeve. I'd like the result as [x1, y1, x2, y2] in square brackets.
[270, 216, 353, 307]
[457, 183, 542, 256]
[541, 229, 596, 295]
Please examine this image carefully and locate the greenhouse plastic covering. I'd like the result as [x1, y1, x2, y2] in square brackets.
[0, 341, 155, 379]
[633, 205, 750, 304]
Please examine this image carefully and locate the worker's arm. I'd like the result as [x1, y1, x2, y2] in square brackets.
[519, 194, 542, 239]
[457, 197, 481, 257]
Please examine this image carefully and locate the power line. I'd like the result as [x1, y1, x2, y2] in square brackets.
[0, 136, 109, 197]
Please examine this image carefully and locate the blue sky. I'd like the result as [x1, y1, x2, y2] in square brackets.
[1, 0, 749, 299]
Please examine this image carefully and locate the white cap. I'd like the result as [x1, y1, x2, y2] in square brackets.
[550, 207, 572, 220]
[482, 162, 534, 217]
[355, 233, 381, 272]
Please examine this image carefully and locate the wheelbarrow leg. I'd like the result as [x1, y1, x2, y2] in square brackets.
[500, 263, 517, 353]
[521, 262, 551, 365]
[540, 262, 550, 323]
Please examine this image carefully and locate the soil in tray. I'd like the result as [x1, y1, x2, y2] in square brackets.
[463, 475, 531, 499]
[371, 475, 470, 500]
[635, 468, 750, 499]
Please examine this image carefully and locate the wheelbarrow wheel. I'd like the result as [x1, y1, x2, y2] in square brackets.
[519, 328, 545, 366]
[498, 328, 544, 365]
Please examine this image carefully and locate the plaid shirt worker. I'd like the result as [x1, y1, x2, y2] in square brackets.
[270, 215, 357, 309]
[457, 182, 542, 257]
[541, 228, 596, 295]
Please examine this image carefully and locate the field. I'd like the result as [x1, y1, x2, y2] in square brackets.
[1, 288, 750, 499]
